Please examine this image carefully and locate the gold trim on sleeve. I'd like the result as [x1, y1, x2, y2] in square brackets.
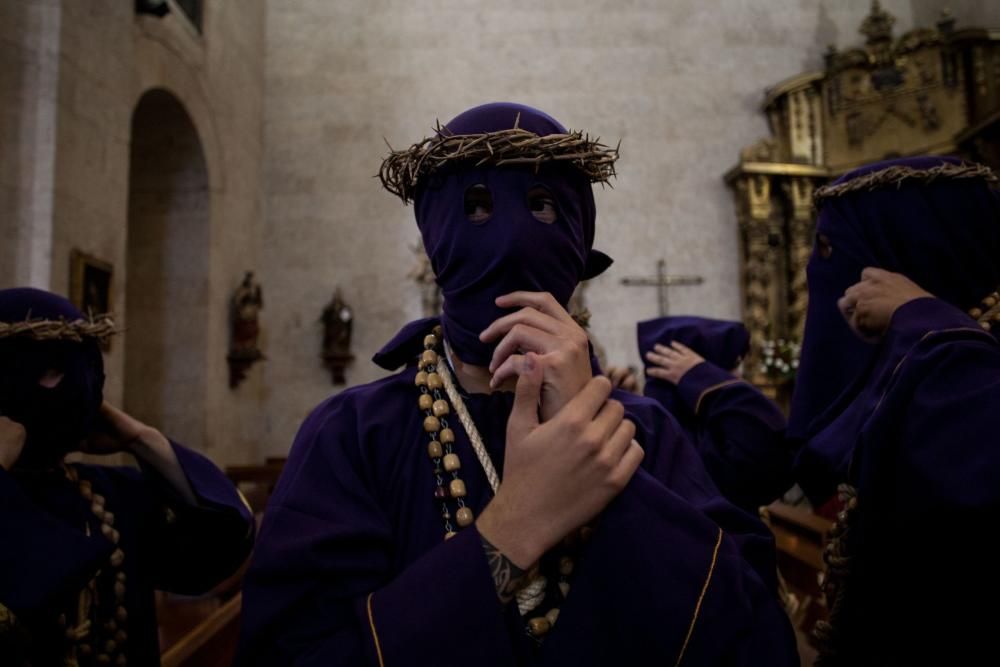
[366, 592, 386, 667]
[693, 380, 744, 415]
[674, 526, 724, 667]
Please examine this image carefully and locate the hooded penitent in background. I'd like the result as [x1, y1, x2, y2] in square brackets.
[237, 103, 796, 666]
[0, 288, 254, 667]
[638, 316, 791, 512]
[0, 290, 105, 469]
[788, 156, 1000, 665]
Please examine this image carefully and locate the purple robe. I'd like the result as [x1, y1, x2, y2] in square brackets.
[804, 297, 1000, 664]
[0, 442, 254, 666]
[789, 156, 1000, 662]
[638, 317, 791, 512]
[237, 319, 796, 666]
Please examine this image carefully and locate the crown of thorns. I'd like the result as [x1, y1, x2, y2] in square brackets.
[0, 314, 118, 343]
[378, 117, 620, 204]
[814, 161, 999, 206]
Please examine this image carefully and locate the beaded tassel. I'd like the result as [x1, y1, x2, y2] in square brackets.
[64, 468, 128, 666]
[970, 288, 1000, 331]
[416, 326, 473, 539]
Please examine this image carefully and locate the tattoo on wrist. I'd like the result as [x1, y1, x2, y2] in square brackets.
[479, 533, 530, 604]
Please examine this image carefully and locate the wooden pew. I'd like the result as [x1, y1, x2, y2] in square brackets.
[760, 501, 834, 661]
[155, 458, 288, 665]
[226, 460, 286, 516]
[763, 501, 831, 593]
[160, 592, 242, 667]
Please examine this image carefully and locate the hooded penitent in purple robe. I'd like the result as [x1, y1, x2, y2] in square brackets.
[637, 317, 791, 512]
[0, 288, 254, 667]
[788, 156, 1000, 664]
[237, 103, 796, 666]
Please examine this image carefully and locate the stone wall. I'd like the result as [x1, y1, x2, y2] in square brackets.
[1, 0, 267, 465]
[6, 0, 999, 463]
[0, 0, 61, 288]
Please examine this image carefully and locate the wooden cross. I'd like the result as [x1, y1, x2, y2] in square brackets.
[620, 259, 705, 317]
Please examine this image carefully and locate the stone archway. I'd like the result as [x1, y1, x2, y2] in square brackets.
[123, 88, 210, 449]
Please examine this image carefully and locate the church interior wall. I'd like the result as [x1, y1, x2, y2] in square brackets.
[0, 0, 61, 291]
[5, 1, 999, 465]
[1, 0, 267, 466]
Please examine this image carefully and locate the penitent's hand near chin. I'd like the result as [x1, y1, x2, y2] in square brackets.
[480, 291, 594, 421]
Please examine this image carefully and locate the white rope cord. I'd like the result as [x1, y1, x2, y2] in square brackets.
[436, 359, 501, 495]
[514, 576, 548, 616]
[437, 344, 547, 616]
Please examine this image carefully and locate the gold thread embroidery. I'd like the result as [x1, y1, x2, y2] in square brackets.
[366, 593, 386, 667]
[674, 527, 724, 667]
[694, 380, 743, 415]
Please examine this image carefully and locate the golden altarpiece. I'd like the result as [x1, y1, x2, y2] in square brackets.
[727, 2, 1000, 390]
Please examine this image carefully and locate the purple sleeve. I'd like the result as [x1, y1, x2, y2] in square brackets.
[593, 395, 798, 664]
[362, 525, 513, 665]
[675, 362, 792, 510]
[851, 297, 1000, 655]
[237, 396, 515, 667]
[134, 441, 254, 594]
[676, 361, 743, 414]
[544, 469, 797, 665]
[868, 295, 999, 521]
[885, 295, 982, 345]
[0, 469, 108, 616]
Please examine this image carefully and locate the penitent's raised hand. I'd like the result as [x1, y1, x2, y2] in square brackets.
[480, 291, 593, 421]
[645, 341, 705, 385]
[838, 267, 933, 342]
[476, 353, 643, 574]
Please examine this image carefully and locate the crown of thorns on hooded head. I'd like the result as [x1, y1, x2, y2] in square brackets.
[377, 110, 620, 204]
[0, 288, 117, 343]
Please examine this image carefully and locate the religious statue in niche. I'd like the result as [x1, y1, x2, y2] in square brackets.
[408, 241, 442, 317]
[228, 271, 265, 389]
[321, 289, 354, 385]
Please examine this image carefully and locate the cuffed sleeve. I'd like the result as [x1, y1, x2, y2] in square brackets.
[135, 441, 254, 594]
[676, 361, 742, 415]
[362, 525, 513, 666]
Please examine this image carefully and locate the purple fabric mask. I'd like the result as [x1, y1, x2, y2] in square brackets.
[637, 316, 749, 413]
[414, 103, 612, 366]
[0, 288, 105, 466]
[789, 156, 1000, 496]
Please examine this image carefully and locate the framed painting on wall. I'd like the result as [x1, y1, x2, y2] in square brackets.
[69, 249, 114, 349]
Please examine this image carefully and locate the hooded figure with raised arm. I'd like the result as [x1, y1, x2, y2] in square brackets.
[789, 156, 1000, 665]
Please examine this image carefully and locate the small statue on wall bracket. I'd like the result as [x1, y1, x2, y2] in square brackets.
[321, 288, 354, 385]
[228, 271, 265, 388]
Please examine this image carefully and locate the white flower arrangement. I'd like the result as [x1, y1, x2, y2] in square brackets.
[757, 338, 801, 381]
